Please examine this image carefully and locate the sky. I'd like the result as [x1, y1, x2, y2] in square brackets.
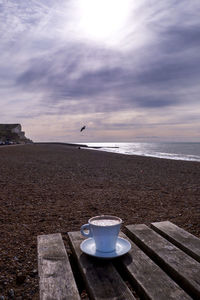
[0, 0, 200, 143]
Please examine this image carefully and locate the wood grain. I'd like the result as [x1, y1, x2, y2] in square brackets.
[126, 224, 200, 299]
[68, 231, 135, 300]
[38, 233, 80, 300]
[151, 221, 200, 263]
[118, 232, 191, 300]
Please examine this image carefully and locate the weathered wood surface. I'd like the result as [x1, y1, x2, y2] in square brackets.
[126, 224, 200, 299]
[38, 233, 80, 300]
[151, 221, 200, 263]
[68, 231, 135, 300]
[117, 232, 191, 300]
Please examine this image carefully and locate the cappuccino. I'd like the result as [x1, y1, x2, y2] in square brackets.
[91, 219, 120, 226]
[81, 215, 122, 252]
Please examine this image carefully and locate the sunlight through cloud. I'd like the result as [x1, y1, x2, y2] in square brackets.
[77, 0, 132, 45]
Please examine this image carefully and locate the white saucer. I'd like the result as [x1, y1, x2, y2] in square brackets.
[80, 237, 131, 259]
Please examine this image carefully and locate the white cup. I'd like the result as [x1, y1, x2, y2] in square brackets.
[80, 215, 122, 252]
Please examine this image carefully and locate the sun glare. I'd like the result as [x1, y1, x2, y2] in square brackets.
[78, 0, 132, 45]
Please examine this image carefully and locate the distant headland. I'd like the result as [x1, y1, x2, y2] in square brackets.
[0, 124, 32, 144]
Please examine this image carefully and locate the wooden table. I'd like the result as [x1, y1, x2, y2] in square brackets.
[37, 221, 200, 300]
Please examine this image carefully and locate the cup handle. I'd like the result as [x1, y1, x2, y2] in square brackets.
[81, 223, 92, 237]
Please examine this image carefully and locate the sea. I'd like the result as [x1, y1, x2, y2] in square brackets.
[85, 142, 200, 162]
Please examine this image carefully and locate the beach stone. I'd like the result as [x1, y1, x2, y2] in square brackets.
[16, 273, 26, 285]
[7, 289, 15, 298]
[30, 269, 37, 278]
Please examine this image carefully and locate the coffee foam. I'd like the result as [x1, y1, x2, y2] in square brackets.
[91, 219, 120, 226]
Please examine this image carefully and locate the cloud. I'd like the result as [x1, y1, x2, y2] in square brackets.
[0, 0, 200, 141]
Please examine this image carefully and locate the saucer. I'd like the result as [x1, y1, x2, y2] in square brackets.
[80, 237, 131, 259]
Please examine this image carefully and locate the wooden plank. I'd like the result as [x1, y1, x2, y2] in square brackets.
[38, 233, 80, 300]
[151, 221, 200, 263]
[117, 232, 191, 300]
[68, 231, 136, 300]
[126, 224, 200, 299]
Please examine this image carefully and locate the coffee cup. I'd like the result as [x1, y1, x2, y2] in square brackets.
[80, 215, 122, 252]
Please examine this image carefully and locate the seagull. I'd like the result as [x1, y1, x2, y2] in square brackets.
[80, 125, 86, 132]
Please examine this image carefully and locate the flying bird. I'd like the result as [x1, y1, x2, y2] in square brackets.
[80, 125, 86, 132]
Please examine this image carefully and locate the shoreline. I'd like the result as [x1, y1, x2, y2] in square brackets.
[34, 141, 120, 150]
[0, 144, 200, 299]
[35, 141, 200, 163]
[86, 147, 200, 163]
[2, 141, 198, 163]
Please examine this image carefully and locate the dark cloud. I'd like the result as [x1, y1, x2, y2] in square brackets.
[136, 59, 200, 86]
[163, 25, 200, 52]
[15, 41, 200, 113]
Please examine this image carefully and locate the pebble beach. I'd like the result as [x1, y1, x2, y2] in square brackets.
[0, 143, 200, 299]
